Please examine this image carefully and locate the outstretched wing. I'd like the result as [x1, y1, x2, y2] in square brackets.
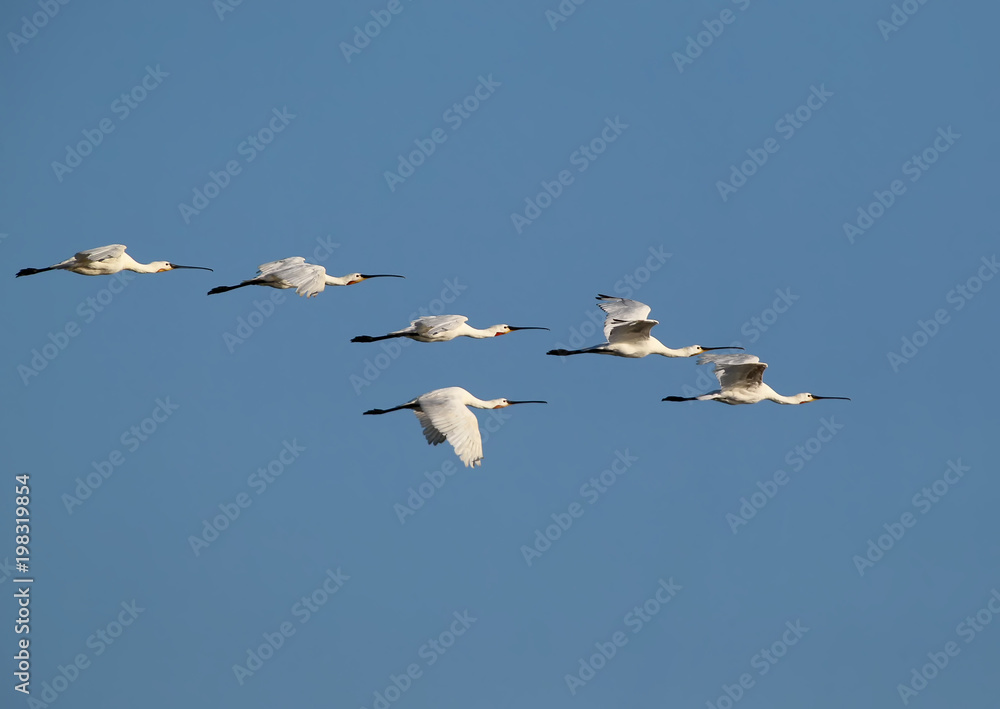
[257, 257, 307, 276]
[596, 295, 652, 340]
[412, 315, 468, 336]
[75, 244, 126, 263]
[414, 392, 483, 468]
[414, 411, 447, 445]
[698, 353, 766, 391]
[276, 262, 327, 297]
[607, 319, 658, 344]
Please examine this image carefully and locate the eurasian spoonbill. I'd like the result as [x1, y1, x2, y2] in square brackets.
[363, 387, 546, 467]
[352, 315, 548, 343]
[207, 257, 403, 298]
[662, 353, 851, 405]
[547, 295, 740, 358]
[16, 244, 212, 278]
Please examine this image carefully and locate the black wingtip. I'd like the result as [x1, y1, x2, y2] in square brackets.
[352, 336, 375, 343]
[662, 396, 695, 402]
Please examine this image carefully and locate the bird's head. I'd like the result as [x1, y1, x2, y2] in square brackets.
[491, 325, 549, 336]
[343, 273, 405, 285]
[491, 398, 548, 409]
[687, 345, 745, 357]
[154, 261, 214, 273]
[795, 393, 852, 404]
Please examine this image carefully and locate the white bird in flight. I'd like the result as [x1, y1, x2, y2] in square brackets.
[207, 257, 403, 298]
[16, 244, 213, 278]
[547, 295, 741, 358]
[352, 314, 548, 343]
[662, 353, 851, 405]
[363, 387, 546, 467]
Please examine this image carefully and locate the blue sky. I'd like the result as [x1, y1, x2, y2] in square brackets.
[2, 1, 998, 707]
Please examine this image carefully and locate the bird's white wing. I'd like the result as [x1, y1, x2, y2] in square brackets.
[257, 257, 307, 276]
[275, 262, 327, 297]
[698, 354, 766, 390]
[596, 295, 652, 339]
[414, 411, 447, 445]
[414, 394, 484, 468]
[412, 315, 468, 336]
[697, 353, 761, 367]
[607, 319, 658, 344]
[75, 244, 126, 262]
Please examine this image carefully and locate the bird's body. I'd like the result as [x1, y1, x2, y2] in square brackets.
[352, 315, 547, 343]
[662, 354, 851, 406]
[363, 386, 546, 467]
[15, 244, 213, 278]
[547, 295, 740, 358]
[208, 257, 403, 298]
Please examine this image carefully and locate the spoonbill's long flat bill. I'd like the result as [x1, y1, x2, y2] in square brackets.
[16, 244, 213, 278]
[207, 257, 403, 298]
[662, 354, 851, 405]
[363, 387, 546, 467]
[352, 315, 548, 343]
[547, 295, 741, 358]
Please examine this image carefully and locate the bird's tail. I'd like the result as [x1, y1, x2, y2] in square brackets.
[207, 283, 251, 295]
[352, 333, 404, 343]
[15, 267, 55, 278]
